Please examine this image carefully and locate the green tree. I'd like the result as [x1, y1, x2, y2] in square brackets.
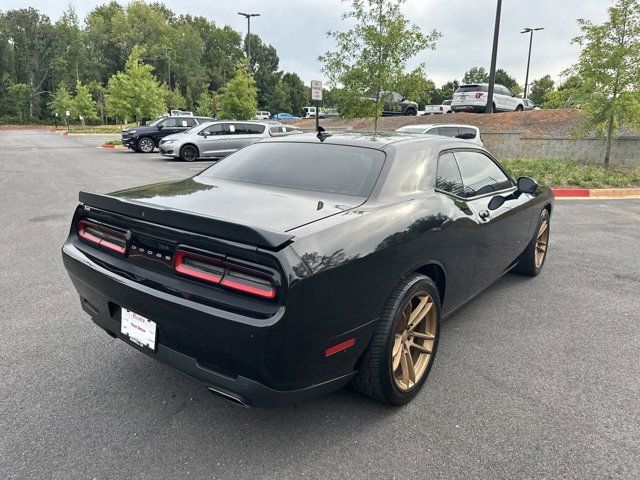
[572, 0, 640, 168]
[529, 75, 555, 106]
[431, 79, 459, 104]
[320, 0, 440, 134]
[105, 46, 165, 124]
[495, 68, 521, 95]
[218, 63, 257, 120]
[72, 81, 98, 126]
[195, 90, 219, 117]
[48, 81, 73, 124]
[462, 66, 489, 84]
[394, 68, 436, 107]
[162, 84, 186, 111]
[7, 83, 30, 121]
[281, 72, 306, 115]
[543, 75, 583, 109]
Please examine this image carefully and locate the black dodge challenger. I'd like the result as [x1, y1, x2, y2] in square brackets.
[62, 133, 553, 407]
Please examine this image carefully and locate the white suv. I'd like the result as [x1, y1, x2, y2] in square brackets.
[395, 124, 483, 146]
[451, 84, 524, 113]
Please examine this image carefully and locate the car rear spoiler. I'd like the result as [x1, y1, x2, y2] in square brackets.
[78, 191, 295, 250]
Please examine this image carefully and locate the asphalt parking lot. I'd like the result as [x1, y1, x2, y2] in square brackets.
[1, 129, 639, 479]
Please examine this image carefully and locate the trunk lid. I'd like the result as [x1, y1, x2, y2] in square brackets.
[106, 177, 364, 234]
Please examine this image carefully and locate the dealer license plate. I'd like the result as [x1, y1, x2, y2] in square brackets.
[121, 308, 157, 351]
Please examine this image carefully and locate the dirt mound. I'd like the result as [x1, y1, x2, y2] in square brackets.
[292, 109, 639, 139]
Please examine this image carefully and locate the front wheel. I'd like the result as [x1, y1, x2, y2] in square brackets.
[405, 108, 417, 116]
[516, 209, 550, 276]
[180, 144, 199, 162]
[515, 105, 524, 112]
[352, 274, 441, 405]
[137, 137, 154, 153]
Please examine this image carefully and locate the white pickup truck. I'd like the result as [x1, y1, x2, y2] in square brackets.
[422, 100, 452, 115]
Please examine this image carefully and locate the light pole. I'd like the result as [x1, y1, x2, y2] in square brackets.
[521, 27, 543, 99]
[237, 12, 260, 72]
[485, 0, 502, 114]
[163, 47, 172, 89]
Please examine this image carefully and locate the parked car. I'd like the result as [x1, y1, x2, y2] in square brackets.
[159, 121, 296, 161]
[301, 107, 340, 119]
[423, 100, 452, 115]
[523, 99, 541, 110]
[255, 111, 271, 120]
[62, 133, 553, 407]
[451, 84, 524, 113]
[396, 124, 483, 146]
[272, 113, 300, 121]
[268, 124, 303, 136]
[121, 115, 212, 153]
[381, 92, 418, 116]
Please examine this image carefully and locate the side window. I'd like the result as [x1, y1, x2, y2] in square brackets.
[454, 151, 512, 197]
[438, 126, 459, 138]
[184, 118, 197, 127]
[200, 123, 224, 136]
[243, 123, 266, 134]
[458, 127, 477, 139]
[163, 118, 179, 127]
[435, 152, 464, 196]
[425, 128, 439, 135]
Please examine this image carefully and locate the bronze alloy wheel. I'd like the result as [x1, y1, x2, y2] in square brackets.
[392, 292, 437, 391]
[535, 217, 549, 268]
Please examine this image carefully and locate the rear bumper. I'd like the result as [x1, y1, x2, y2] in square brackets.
[451, 104, 486, 113]
[61, 241, 369, 407]
[88, 307, 354, 407]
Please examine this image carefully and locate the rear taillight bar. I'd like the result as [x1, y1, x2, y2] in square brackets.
[77, 219, 127, 255]
[174, 249, 277, 299]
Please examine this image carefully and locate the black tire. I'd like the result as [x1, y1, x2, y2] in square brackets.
[137, 137, 154, 153]
[352, 273, 441, 405]
[516, 104, 524, 112]
[516, 209, 550, 276]
[405, 108, 417, 116]
[180, 144, 199, 162]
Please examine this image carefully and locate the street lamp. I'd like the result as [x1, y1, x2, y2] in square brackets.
[521, 27, 544, 99]
[485, 0, 502, 114]
[237, 12, 260, 72]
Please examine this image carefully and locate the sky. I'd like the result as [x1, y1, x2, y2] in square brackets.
[7, 0, 611, 88]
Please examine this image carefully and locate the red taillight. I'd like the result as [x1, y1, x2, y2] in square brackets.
[475, 92, 484, 99]
[78, 220, 127, 254]
[174, 249, 277, 299]
[174, 250, 224, 284]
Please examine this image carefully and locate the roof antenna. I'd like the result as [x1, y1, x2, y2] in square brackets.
[316, 125, 332, 142]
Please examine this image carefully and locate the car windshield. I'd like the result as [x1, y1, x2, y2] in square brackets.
[185, 122, 213, 134]
[198, 142, 386, 196]
[456, 85, 488, 93]
[148, 117, 166, 127]
[396, 126, 428, 134]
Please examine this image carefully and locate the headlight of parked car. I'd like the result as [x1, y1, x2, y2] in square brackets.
[161, 139, 175, 144]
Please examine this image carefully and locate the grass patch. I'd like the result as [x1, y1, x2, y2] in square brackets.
[56, 125, 128, 134]
[103, 139, 122, 146]
[501, 158, 640, 189]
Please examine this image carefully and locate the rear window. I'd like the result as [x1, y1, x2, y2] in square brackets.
[236, 123, 265, 134]
[198, 142, 385, 196]
[456, 85, 488, 93]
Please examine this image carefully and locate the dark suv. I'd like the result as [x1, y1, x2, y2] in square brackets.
[122, 115, 213, 153]
[381, 92, 418, 116]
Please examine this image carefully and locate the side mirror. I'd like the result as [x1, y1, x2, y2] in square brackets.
[202, 132, 209, 138]
[157, 124, 163, 129]
[517, 176, 539, 194]
[488, 195, 506, 211]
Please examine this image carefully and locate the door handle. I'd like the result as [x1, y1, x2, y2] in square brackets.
[479, 210, 491, 221]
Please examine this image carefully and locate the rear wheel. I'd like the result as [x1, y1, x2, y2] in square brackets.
[516, 104, 524, 112]
[405, 108, 417, 116]
[352, 274, 441, 405]
[180, 144, 199, 162]
[516, 209, 550, 276]
[137, 137, 154, 153]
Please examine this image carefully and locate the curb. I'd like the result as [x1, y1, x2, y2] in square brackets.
[552, 187, 640, 198]
[98, 144, 127, 150]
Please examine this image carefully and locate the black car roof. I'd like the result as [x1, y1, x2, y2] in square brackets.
[262, 132, 479, 151]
